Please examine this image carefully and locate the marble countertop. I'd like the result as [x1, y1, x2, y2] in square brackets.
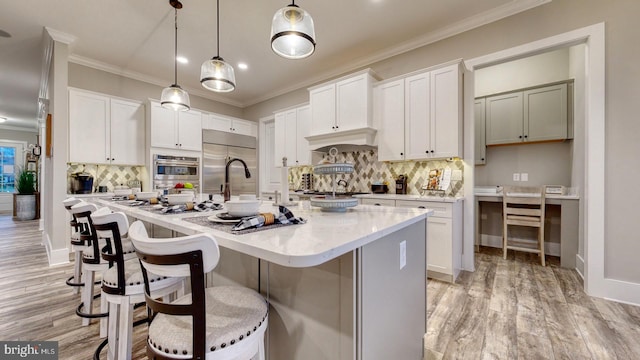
[95, 199, 432, 268]
[353, 193, 464, 203]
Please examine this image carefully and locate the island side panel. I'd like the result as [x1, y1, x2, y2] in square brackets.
[262, 253, 355, 360]
[359, 219, 426, 360]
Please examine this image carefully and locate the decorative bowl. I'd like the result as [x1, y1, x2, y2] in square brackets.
[225, 199, 261, 217]
[165, 193, 194, 205]
[135, 191, 159, 200]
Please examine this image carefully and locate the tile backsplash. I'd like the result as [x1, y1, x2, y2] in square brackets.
[67, 164, 145, 193]
[289, 149, 464, 197]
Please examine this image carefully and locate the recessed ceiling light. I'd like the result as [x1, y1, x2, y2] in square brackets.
[0, 117, 7, 123]
[238, 63, 248, 70]
[176, 56, 188, 64]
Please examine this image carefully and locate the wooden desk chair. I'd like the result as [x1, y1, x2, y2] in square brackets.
[128, 220, 268, 360]
[502, 186, 546, 266]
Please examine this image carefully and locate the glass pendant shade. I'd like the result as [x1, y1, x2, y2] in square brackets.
[200, 56, 236, 92]
[271, 3, 316, 59]
[161, 84, 190, 111]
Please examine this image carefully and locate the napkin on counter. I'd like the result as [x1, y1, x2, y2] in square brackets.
[161, 205, 186, 214]
[231, 206, 306, 231]
[194, 201, 223, 212]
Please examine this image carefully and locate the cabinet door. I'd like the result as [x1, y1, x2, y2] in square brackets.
[524, 83, 567, 142]
[110, 99, 145, 165]
[295, 105, 311, 166]
[404, 72, 431, 160]
[150, 101, 178, 149]
[474, 98, 486, 165]
[208, 115, 233, 133]
[177, 110, 202, 151]
[430, 64, 461, 159]
[426, 216, 453, 275]
[264, 121, 281, 188]
[375, 79, 405, 161]
[69, 90, 109, 163]
[274, 112, 287, 167]
[336, 73, 371, 131]
[310, 84, 336, 135]
[486, 92, 523, 145]
[232, 119, 257, 137]
[284, 109, 298, 165]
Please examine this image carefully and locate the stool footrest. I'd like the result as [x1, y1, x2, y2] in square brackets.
[76, 294, 109, 319]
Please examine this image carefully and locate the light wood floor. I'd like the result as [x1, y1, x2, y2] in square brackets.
[2, 216, 639, 360]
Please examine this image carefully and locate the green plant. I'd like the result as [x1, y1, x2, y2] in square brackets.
[16, 167, 36, 195]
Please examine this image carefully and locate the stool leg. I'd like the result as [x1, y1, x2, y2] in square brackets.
[81, 270, 94, 326]
[117, 296, 134, 360]
[100, 290, 108, 338]
[73, 249, 83, 294]
[258, 335, 266, 360]
[108, 300, 119, 360]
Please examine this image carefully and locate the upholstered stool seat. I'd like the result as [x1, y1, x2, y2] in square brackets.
[148, 286, 268, 357]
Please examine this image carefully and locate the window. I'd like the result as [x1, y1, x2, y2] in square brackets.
[0, 146, 16, 193]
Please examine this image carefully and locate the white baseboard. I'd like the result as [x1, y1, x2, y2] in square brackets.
[480, 235, 560, 257]
[575, 254, 585, 279]
[43, 232, 69, 266]
[604, 279, 640, 307]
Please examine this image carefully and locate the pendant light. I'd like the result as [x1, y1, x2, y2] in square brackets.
[200, 0, 235, 92]
[161, 0, 190, 111]
[270, 0, 316, 59]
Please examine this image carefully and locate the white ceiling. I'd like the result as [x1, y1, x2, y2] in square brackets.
[0, 0, 549, 132]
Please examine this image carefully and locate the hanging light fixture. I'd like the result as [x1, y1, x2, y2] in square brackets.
[270, 0, 316, 59]
[161, 0, 190, 111]
[200, 0, 235, 92]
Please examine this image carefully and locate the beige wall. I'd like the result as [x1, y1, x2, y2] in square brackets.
[244, 0, 640, 283]
[0, 129, 38, 145]
[68, 63, 244, 119]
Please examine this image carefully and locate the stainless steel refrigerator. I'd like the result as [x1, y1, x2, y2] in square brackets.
[202, 129, 257, 197]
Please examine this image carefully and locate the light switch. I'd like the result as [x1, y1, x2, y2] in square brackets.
[400, 240, 406, 270]
[513, 173, 520, 181]
[521, 173, 529, 182]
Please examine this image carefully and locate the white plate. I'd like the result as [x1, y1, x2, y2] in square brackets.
[207, 215, 240, 224]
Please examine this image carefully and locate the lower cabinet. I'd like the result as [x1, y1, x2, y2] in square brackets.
[360, 198, 462, 282]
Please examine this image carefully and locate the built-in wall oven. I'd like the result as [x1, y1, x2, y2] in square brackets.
[153, 154, 199, 191]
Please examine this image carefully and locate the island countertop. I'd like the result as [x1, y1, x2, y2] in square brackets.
[95, 199, 432, 268]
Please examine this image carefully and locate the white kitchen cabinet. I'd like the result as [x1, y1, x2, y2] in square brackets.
[474, 98, 486, 165]
[309, 69, 376, 136]
[486, 82, 568, 145]
[376, 61, 463, 162]
[69, 88, 145, 165]
[360, 198, 396, 207]
[274, 105, 311, 167]
[149, 100, 202, 152]
[204, 114, 257, 137]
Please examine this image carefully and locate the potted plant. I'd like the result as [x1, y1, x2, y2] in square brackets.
[15, 166, 36, 220]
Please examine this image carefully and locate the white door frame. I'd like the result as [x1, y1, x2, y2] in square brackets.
[463, 23, 630, 303]
[0, 140, 28, 213]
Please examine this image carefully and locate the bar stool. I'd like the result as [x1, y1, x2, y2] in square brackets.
[128, 220, 269, 360]
[64, 197, 85, 293]
[92, 210, 185, 360]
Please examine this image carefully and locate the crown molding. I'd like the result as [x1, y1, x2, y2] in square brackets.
[44, 27, 77, 45]
[68, 54, 245, 108]
[243, 0, 552, 107]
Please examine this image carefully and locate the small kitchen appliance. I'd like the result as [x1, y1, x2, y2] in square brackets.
[395, 174, 408, 194]
[70, 172, 94, 194]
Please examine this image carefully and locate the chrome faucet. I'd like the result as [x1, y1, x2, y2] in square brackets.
[224, 158, 251, 202]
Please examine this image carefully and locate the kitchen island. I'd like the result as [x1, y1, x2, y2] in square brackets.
[95, 198, 431, 360]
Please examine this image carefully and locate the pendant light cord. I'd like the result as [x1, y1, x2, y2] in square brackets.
[173, 6, 178, 85]
[216, 0, 220, 57]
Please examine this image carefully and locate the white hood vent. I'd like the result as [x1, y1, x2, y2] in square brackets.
[305, 127, 377, 150]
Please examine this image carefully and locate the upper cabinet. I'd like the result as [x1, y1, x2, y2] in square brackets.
[485, 82, 569, 145]
[69, 88, 145, 165]
[307, 69, 377, 149]
[474, 98, 486, 165]
[375, 61, 463, 162]
[149, 100, 202, 152]
[203, 114, 257, 137]
[274, 104, 311, 167]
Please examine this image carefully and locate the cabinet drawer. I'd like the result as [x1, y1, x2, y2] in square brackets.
[360, 198, 396, 207]
[395, 200, 452, 218]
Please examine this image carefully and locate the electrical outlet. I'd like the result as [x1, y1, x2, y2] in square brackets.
[451, 169, 463, 181]
[400, 240, 406, 270]
[513, 173, 520, 181]
[521, 173, 529, 182]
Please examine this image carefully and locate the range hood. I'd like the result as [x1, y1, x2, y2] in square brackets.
[305, 127, 377, 150]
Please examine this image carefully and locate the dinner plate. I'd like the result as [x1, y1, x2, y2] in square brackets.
[207, 215, 240, 224]
[215, 212, 246, 220]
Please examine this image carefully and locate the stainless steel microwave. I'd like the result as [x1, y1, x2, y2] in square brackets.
[153, 154, 200, 190]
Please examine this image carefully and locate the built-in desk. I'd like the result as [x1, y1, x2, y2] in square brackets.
[474, 192, 579, 269]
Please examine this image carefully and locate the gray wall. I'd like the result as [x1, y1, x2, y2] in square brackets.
[68, 63, 244, 119]
[0, 129, 38, 145]
[244, 0, 640, 284]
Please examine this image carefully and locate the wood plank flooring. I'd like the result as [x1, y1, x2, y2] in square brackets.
[1, 215, 639, 359]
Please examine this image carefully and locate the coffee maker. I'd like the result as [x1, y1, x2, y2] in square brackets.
[395, 174, 408, 194]
[70, 172, 94, 194]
